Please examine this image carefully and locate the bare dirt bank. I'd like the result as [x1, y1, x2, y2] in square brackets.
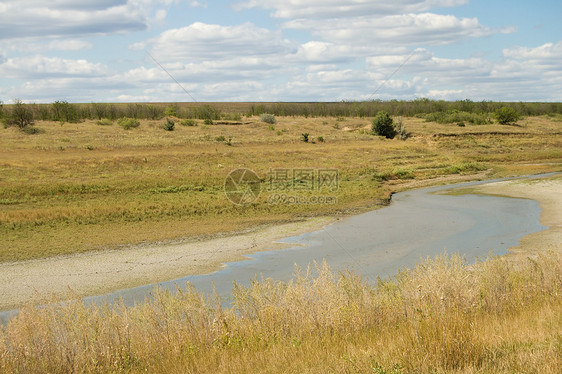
[0, 217, 334, 311]
[472, 175, 561, 257]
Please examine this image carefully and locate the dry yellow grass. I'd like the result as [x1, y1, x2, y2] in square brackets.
[1, 250, 560, 373]
[1, 115, 560, 262]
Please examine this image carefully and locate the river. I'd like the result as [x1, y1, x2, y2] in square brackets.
[82, 176, 547, 308]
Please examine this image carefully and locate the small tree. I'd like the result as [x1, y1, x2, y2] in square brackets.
[4, 99, 34, 129]
[495, 106, 520, 125]
[301, 133, 309, 143]
[162, 118, 175, 131]
[117, 117, 140, 130]
[51, 100, 78, 123]
[164, 105, 178, 117]
[371, 111, 396, 139]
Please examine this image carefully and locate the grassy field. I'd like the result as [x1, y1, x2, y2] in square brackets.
[1, 114, 561, 262]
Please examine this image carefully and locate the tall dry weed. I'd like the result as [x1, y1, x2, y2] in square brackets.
[1, 251, 561, 373]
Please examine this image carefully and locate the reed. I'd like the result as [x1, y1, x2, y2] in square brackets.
[1, 250, 560, 373]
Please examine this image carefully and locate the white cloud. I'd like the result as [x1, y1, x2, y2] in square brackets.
[234, 0, 469, 19]
[0, 2, 145, 39]
[0, 55, 107, 78]
[0, 39, 93, 53]
[140, 22, 294, 62]
[285, 13, 504, 46]
[502, 41, 562, 62]
[0, 0, 196, 39]
[363, 45, 562, 101]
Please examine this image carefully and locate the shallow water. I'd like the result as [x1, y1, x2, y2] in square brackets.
[83, 176, 547, 307]
[0, 175, 552, 323]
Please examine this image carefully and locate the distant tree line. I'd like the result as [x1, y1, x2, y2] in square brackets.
[1, 99, 561, 125]
[245, 99, 562, 118]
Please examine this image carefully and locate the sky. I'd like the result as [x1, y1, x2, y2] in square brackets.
[0, 0, 561, 103]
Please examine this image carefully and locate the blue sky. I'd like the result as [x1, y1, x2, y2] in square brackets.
[0, 0, 560, 103]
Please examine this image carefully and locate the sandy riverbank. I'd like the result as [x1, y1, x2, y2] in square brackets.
[0, 217, 334, 311]
[472, 174, 561, 257]
[1, 174, 560, 311]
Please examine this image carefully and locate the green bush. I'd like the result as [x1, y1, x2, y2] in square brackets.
[215, 135, 232, 145]
[51, 100, 79, 123]
[260, 113, 277, 124]
[204, 118, 214, 126]
[4, 99, 35, 130]
[495, 106, 520, 125]
[371, 111, 396, 139]
[301, 133, 309, 143]
[96, 119, 113, 126]
[373, 168, 414, 181]
[163, 105, 178, 117]
[317, 136, 325, 143]
[21, 126, 43, 135]
[424, 110, 491, 125]
[162, 118, 175, 131]
[222, 113, 242, 121]
[117, 117, 140, 130]
[180, 119, 198, 127]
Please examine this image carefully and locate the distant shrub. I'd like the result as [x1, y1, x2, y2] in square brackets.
[260, 113, 277, 124]
[317, 136, 325, 143]
[424, 110, 491, 125]
[162, 118, 175, 131]
[456, 121, 466, 127]
[215, 135, 232, 145]
[3, 99, 35, 130]
[371, 111, 396, 139]
[51, 100, 79, 123]
[395, 117, 410, 140]
[373, 168, 414, 181]
[163, 105, 178, 117]
[268, 124, 275, 131]
[301, 133, 309, 143]
[204, 118, 214, 125]
[180, 119, 197, 127]
[96, 119, 113, 126]
[117, 117, 140, 130]
[222, 113, 242, 121]
[21, 126, 43, 135]
[145, 105, 163, 120]
[445, 162, 487, 174]
[495, 106, 520, 125]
